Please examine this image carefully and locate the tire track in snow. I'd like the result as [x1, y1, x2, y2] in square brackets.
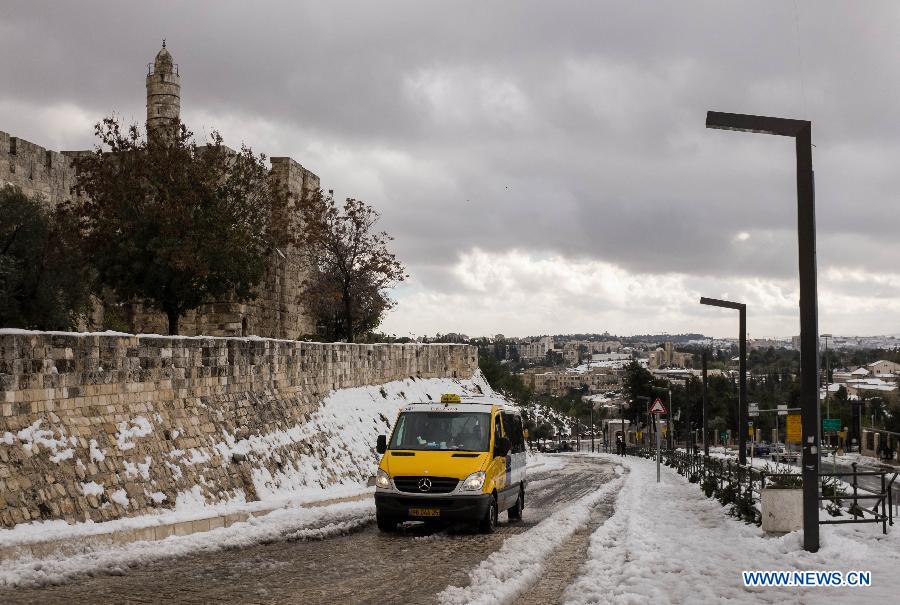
[437, 463, 626, 605]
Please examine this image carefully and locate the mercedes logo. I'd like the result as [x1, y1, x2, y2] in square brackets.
[418, 478, 432, 492]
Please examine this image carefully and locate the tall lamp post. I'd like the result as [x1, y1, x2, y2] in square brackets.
[822, 333, 832, 447]
[702, 349, 709, 456]
[705, 111, 821, 553]
[700, 297, 747, 465]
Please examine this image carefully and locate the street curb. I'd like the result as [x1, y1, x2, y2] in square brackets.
[0, 492, 371, 562]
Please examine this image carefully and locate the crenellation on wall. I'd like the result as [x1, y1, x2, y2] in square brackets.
[0, 331, 478, 529]
[0, 130, 84, 206]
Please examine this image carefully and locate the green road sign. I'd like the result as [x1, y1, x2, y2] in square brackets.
[823, 418, 841, 432]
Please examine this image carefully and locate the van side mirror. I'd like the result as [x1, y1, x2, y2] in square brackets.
[494, 436, 510, 457]
[376, 434, 387, 454]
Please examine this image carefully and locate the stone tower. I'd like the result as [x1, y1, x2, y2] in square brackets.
[145, 41, 181, 139]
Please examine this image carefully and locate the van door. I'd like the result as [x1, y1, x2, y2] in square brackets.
[500, 412, 526, 508]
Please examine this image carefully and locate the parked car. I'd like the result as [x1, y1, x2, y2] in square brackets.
[753, 442, 770, 457]
[538, 441, 560, 453]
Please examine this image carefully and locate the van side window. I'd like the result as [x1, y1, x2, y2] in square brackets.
[501, 412, 526, 453]
[494, 414, 503, 444]
[513, 415, 525, 453]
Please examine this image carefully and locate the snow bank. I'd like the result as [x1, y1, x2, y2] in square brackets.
[564, 453, 900, 603]
[439, 470, 625, 605]
[0, 499, 374, 588]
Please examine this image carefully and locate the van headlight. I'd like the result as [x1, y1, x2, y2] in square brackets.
[375, 469, 392, 489]
[461, 471, 486, 491]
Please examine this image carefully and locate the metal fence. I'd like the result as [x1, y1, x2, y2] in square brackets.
[622, 447, 897, 533]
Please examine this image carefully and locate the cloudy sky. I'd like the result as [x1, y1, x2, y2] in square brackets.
[2, 1, 898, 338]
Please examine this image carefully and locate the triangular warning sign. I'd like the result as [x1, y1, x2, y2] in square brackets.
[649, 398, 667, 414]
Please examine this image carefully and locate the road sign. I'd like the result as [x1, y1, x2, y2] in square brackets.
[748, 402, 759, 417]
[823, 418, 841, 432]
[786, 414, 802, 443]
[777, 404, 788, 416]
[649, 398, 667, 414]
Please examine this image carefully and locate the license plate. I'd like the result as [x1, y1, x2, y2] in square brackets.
[409, 507, 440, 517]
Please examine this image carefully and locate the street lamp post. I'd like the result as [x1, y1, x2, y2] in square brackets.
[822, 333, 832, 446]
[702, 349, 709, 456]
[705, 111, 821, 553]
[700, 297, 748, 465]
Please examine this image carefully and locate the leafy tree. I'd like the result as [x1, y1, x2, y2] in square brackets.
[73, 117, 289, 335]
[299, 192, 406, 342]
[835, 385, 848, 403]
[478, 353, 533, 405]
[0, 186, 93, 329]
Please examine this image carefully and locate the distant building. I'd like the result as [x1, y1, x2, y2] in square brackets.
[516, 336, 554, 361]
[869, 360, 900, 378]
[521, 366, 620, 396]
[647, 341, 693, 369]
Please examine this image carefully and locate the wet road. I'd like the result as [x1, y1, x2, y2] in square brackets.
[1, 455, 616, 605]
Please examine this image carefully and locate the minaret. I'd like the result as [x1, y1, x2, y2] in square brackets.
[146, 40, 181, 140]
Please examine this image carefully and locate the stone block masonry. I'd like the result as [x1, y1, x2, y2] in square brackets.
[0, 331, 477, 529]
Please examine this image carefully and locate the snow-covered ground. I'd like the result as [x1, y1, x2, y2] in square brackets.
[0, 499, 375, 588]
[438, 464, 625, 605]
[6, 450, 899, 600]
[563, 453, 900, 604]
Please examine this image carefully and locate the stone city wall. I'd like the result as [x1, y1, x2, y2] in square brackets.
[2, 129, 321, 340]
[0, 331, 477, 529]
[0, 130, 86, 207]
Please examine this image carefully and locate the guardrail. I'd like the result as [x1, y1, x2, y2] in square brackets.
[622, 447, 897, 533]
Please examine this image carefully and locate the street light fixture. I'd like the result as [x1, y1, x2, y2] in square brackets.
[700, 297, 748, 465]
[705, 110, 821, 553]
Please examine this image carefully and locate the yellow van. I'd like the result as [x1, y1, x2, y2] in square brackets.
[374, 394, 527, 533]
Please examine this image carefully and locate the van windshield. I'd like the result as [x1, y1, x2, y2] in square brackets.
[389, 411, 491, 451]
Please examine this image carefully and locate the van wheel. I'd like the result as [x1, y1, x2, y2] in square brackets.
[376, 511, 398, 533]
[508, 487, 524, 521]
[478, 495, 498, 534]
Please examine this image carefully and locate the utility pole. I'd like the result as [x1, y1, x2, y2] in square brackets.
[590, 404, 595, 453]
[702, 350, 709, 456]
[668, 387, 673, 449]
[706, 110, 821, 553]
[700, 297, 748, 465]
[822, 333, 832, 448]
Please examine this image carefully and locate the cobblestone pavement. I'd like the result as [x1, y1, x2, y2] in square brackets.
[1, 455, 616, 605]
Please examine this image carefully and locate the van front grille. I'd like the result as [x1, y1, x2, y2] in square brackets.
[393, 476, 459, 494]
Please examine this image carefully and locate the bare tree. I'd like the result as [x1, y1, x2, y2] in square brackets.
[299, 192, 406, 342]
